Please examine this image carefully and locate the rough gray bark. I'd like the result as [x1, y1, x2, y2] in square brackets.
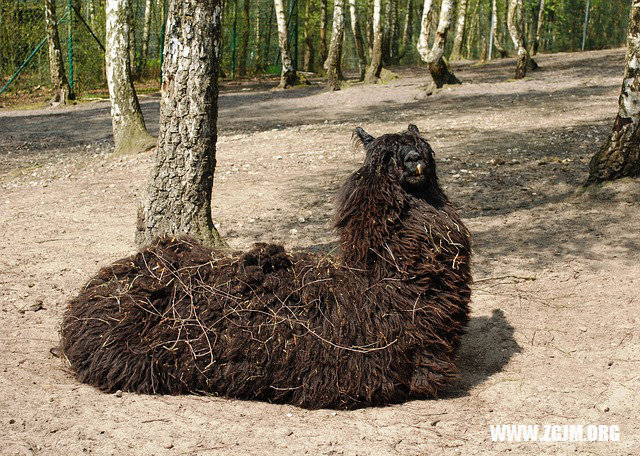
[417, 0, 461, 88]
[138, 0, 153, 77]
[532, 0, 545, 55]
[587, 4, 640, 183]
[491, 0, 508, 58]
[325, 0, 346, 90]
[365, 0, 383, 83]
[507, 0, 530, 79]
[106, 0, 155, 155]
[44, 0, 72, 105]
[274, 0, 298, 87]
[450, 0, 468, 60]
[349, 0, 367, 80]
[239, 0, 250, 76]
[136, 0, 225, 247]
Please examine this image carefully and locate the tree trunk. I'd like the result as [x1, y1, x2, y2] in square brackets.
[532, 0, 544, 55]
[44, 0, 71, 105]
[364, 0, 383, 83]
[274, 0, 298, 87]
[416, 0, 434, 60]
[239, 0, 250, 76]
[418, 0, 461, 88]
[398, 0, 413, 60]
[349, 0, 366, 80]
[319, 0, 328, 69]
[325, 0, 345, 90]
[106, 0, 155, 155]
[507, 0, 530, 79]
[586, 5, 640, 184]
[138, 0, 153, 78]
[136, 0, 225, 247]
[491, 0, 508, 58]
[450, 0, 468, 60]
[261, 1, 274, 72]
[128, 3, 136, 74]
[303, 0, 316, 72]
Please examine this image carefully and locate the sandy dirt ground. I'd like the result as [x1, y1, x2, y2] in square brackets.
[1, 48, 639, 455]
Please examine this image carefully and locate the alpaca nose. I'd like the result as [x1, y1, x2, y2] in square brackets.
[404, 151, 421, 164]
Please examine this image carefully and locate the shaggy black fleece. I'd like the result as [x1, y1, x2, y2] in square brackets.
[61, 125, 472, 409]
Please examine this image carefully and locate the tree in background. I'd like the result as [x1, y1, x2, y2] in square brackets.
[532, 0, 545, 55]
[491, 0, 509, 58]
[365, 0, 383, 83]
[137, 0, 154, 79]
[450, 0, 468, 60]
[274, 0, 298, 87]
[587, 3, 640, 183]
[137, 0, 225, 247]
[325, 0, 346, 90]
[239, 0, 250, 76]
[507, 0, 533, 78]
[44, 0, 72, 105]
[349, 0, 367, 81]
[105, 0, 155, 154]
[417, 0, 461, 88]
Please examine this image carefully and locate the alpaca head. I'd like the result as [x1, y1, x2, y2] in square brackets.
[353, 124, 446, 206]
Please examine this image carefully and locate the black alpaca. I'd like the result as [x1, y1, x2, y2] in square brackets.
[61, 125, 472, 409]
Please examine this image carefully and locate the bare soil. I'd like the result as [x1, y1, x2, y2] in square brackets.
[1, 48, 639, 455]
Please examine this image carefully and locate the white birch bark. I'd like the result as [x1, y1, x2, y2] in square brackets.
[507, 0, 530, 79]
[137, 0, 225, 246]
[364, 0, 383, 83]
[105, 0, 155, 154]
[417, 0, 460, 87]
[325, 0, 345, 90]
[416, 0, 434, 61]
[450, 0, 468, 60]
[140, 0, 153, 75]
[274, 0, 297, 87]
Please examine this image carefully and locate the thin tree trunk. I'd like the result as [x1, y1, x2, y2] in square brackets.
[532, 0, 544, 55]
[507, 0, 530, 79]
[365, 0, 383, 83]
[303, 0, 315, 72]
[255, 0, 263, 71]
[491, 0, 508, 58]
[325, 0, 345, 90]
[239, 0, 250, 75]
[139, 0, 153, 78]
[136, 0, 225, 247]
[465, 0, 479, 58]
[586, 4, 640, 183]
[274, 0, 297, 87]
[417, 0, 460, 88]
[450, 0, 468, 60]
[105, 0, 155, 154]
[319, 0, 328, 69]
[261, 1, 274, 71]
[398, 0, 413, 60]
[44, 0, 71, 105]
[128, 3, 136, 74]
[349, 0, 366, 80]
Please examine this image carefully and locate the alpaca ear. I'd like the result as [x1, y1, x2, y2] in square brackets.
[354, 127, 375, 147]
[408, 124, 420, 135]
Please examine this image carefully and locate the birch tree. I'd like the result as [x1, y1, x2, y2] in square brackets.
[490, 0, 508, 58]
[587, 3, 640, 183]
[106, 0, 155, 154]
[138, 0, 154, 77]
[136, 0, 225, 247]
[44, 0, 72, 105]
[325, 0, 346, 90]
[365, 0, 383, 83]
[507, 0, 531, 78]
[398, 0, 414, 60]
[532, 0, 545, 55]
[450, 0, 468, 60]
[303, 0, 316, 72]
[274, 0, 298, 87]
[349, 0, 366, 81]
[417, 0, 461, 88]
[416, 0, 434, 58]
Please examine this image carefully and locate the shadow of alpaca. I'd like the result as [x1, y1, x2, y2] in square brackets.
[447, 309, 522, 398]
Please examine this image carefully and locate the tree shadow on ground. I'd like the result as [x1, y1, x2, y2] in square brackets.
[448, 309, 522, 397]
